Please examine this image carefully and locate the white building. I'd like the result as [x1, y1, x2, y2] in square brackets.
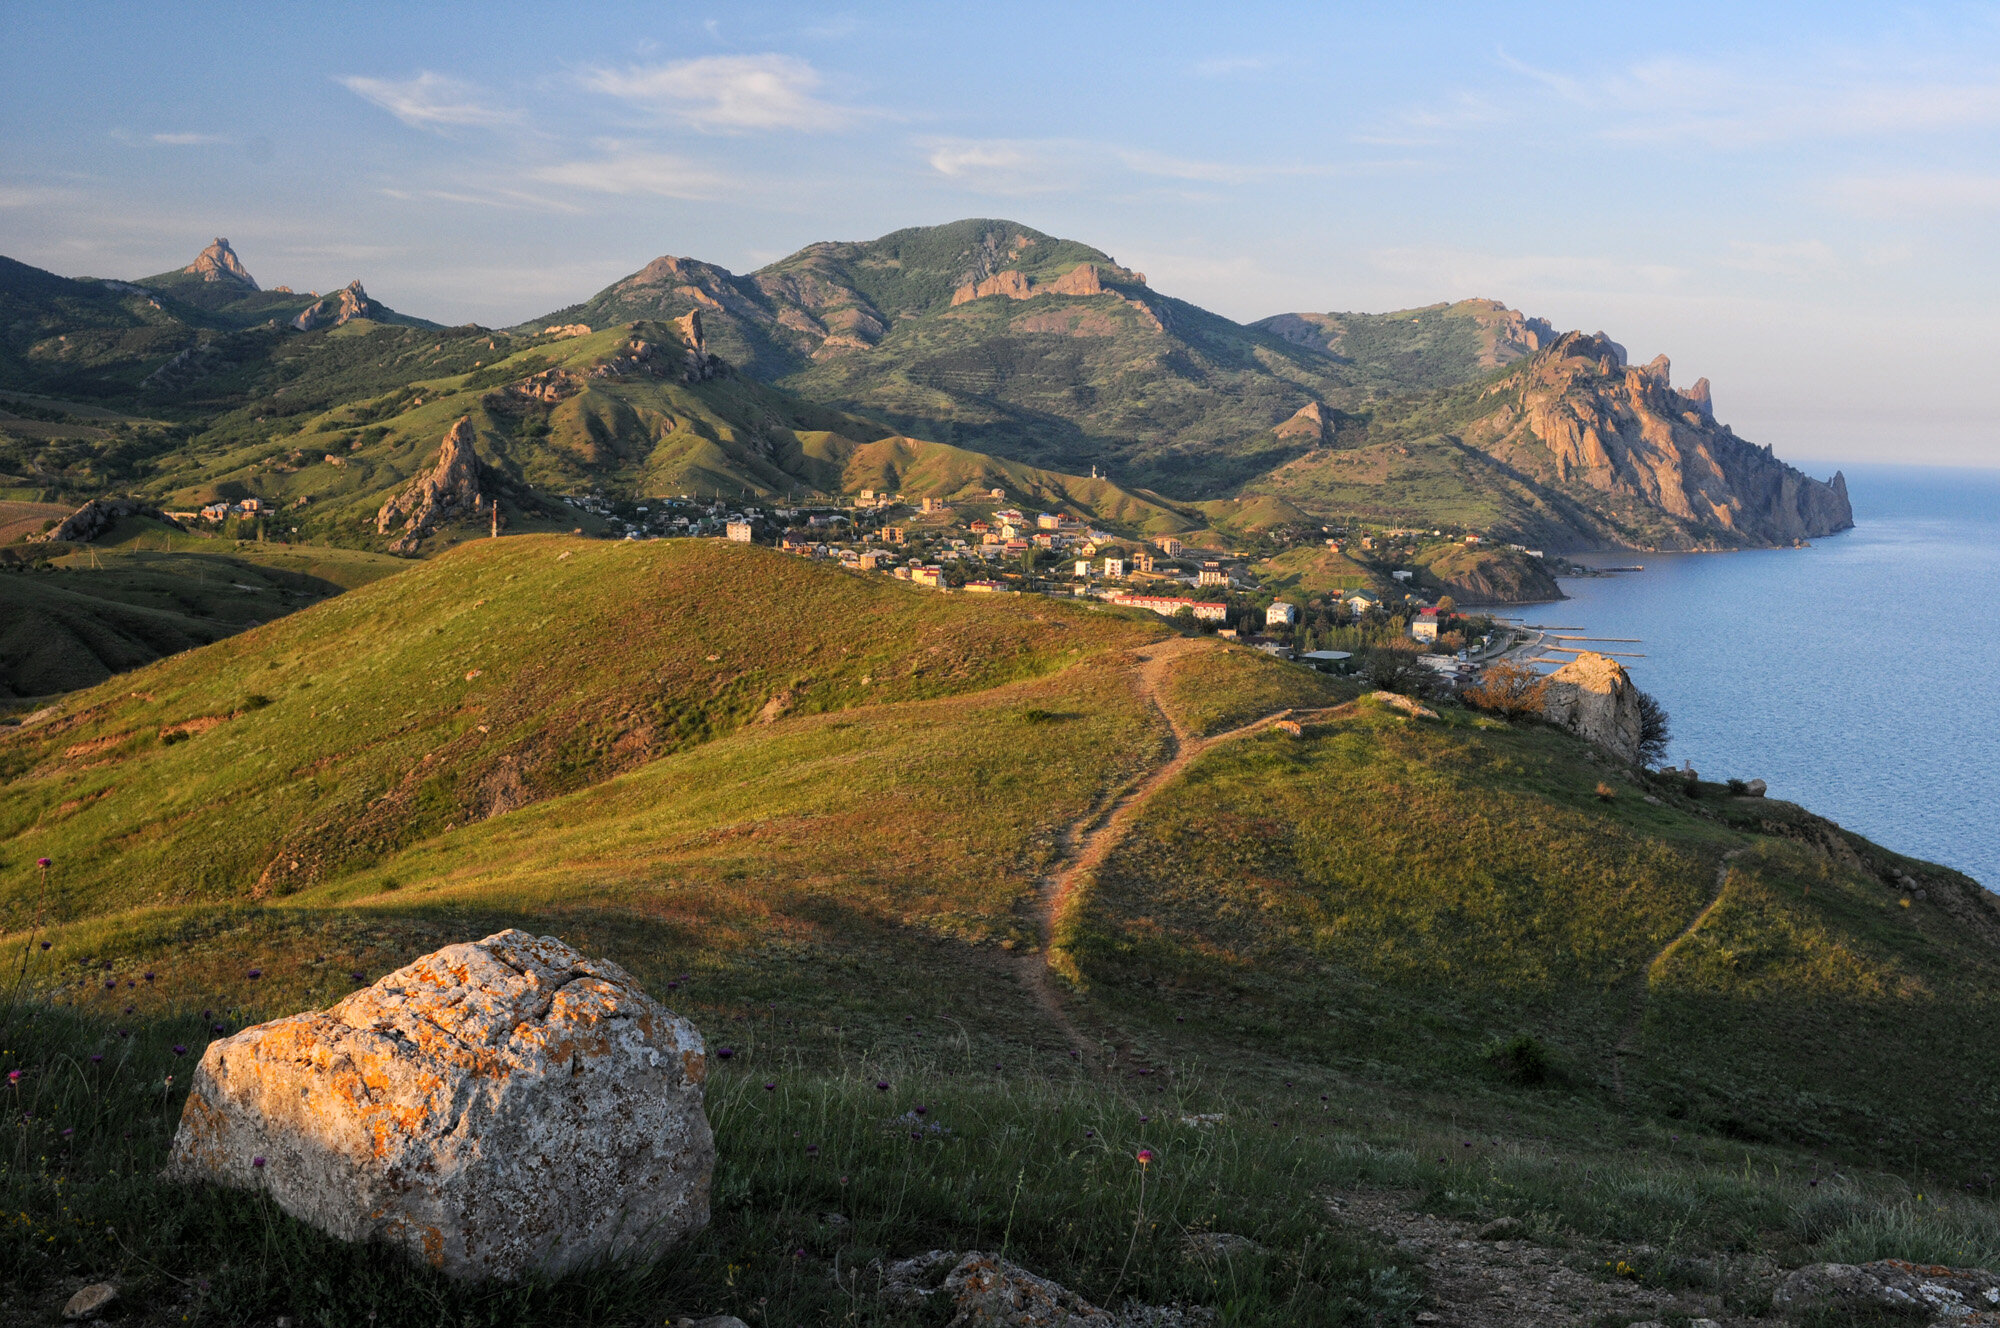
[1102, 557, 1125, 578]
[1265, 601, 1299, 628]
[725, 520, 755, 543]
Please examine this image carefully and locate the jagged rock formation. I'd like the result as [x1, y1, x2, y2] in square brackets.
[949, 262, 1163, 330]
[1502, 332, 1852, 546]
[35, 497, 182, 543]
[292, 280, 378, 332]
[540, 323, 592, 338]
[165, 930, 714, 1282]
[1274, 401, 1329, 444]
[1773, 1259, 2000, 1320]
[1540, 651, 1643, 763]
[182, 238, 257, 288]
[1255, 298, 1556, 371]
[376, 417, 485, 553]
[676, 309, 722, 381]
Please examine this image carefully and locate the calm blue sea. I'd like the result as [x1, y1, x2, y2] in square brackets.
[1533, 464, 2000, 889]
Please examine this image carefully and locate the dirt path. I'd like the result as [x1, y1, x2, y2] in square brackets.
[1009, 638, 1295, 1064]
[1612, 848, 1745, 1099]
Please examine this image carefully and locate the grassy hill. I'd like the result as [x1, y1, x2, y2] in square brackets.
[0, 532, 405, 698]
[0, 544, 1995, 1323]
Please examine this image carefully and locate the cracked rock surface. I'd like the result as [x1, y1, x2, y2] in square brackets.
[166, 929, 712, 1281]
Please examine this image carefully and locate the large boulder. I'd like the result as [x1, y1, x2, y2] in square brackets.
[35, 497, 182, 544]
[166, 930, 712, 1281]
[1540, 651, 1642, 763]
[1772, 1259, 2000, 1321]
[375, 416, 486, 552]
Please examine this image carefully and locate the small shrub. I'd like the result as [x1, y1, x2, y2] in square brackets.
[1486, 1033, 1551, 1085]
[242, 693, 273, 710]
[1726, 778, 1748, 796]
[1464, 660, 1546, 717]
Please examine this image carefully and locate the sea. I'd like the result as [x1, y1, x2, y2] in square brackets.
[1520, 463, 2000, 890]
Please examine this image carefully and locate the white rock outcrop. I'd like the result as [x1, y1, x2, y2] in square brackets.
[166, 930, 712, 1281]
[1539, 651, 1642, 763]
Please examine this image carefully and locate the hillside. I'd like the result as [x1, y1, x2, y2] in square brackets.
[1252, 297, 1558, 382]
[1246, 333, 1852, 549]
[2, 545, 1997, 1323]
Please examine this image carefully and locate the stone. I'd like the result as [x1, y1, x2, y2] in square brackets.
[292, 280, 378, 332]
[1743, 778, 1767, 797]
[183, 237, 258, 287]
[1273, 401, 1329, 445]
[36, 497, 183, 544]
[1540, 652, 1642, 763]
[1772, 1259, 2000, 1320]
[1476, 1216, 1529, 1241]
[878, 1251, 1210, 1326]
[376, 417, 486, 551]
[165, 929, 713, 1281]
[1371, 691, 1439, 720]
[1180, 1231, 1264, 1261]
[542, 323, 593, 338]
[62, 1283, 118, 1320]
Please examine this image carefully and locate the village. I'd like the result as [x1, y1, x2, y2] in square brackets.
[523, 485, 1517, 690]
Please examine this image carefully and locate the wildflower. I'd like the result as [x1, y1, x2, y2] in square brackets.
[805, 1144, 819, 1154]
[143, 973, 154, 982]
[1139, 1116, 1150, 1123]
[123, 1006, 133, 1015]
[103, 981, 115, 990]
[38, 942, 49, 952]
[763, 1082, 775, 1092]
[202, 1010, 212, 1019]
[914, 1105, 927, 1115]
[36, 858, 50, 869]
[90, 1055, 102, 1064]
[911, 1130, 922, 1139]
[252, 1156, 266, 1169]
[1137, 1148, 1155, 1166]
[6, 1070, 18, 1084]
[172, 1045, 187, 1056]
[247, 969, 262, 980]
[1084, 1129, 1096, 1138]
[62, 1127, 73, 1137]
[716, 1048, 734, 1060]
[876, 1080, 889, 1092]
[350, 972, 364, 983]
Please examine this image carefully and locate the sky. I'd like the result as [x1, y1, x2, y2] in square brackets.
[4, 2, 2000, 468]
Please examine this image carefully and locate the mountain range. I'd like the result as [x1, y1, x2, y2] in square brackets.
[1, 221, 1850, 555]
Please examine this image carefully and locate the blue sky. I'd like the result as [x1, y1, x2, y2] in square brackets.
[5, 2, 2000, 467]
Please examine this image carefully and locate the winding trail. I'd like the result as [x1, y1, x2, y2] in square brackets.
[1009, 637, 1298, 1065]
[1612, 847, 1746, 1100]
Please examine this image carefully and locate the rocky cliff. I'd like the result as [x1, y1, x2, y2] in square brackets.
[292, 281, 379, 332]
[376, 417, 486, 553]
[1482, 332, 1853, 548]
[182, 238, 257, 288]
[1540, 651, 1643, 763]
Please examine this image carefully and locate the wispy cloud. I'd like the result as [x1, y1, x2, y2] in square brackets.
[529, 149, 727, 200]
[1827, 171, 2000, 218]
[338, 72, 517, 131]
[581, 54, 861, 132]
[151, 131, 228, 146]
[923, 137, 1352, 195]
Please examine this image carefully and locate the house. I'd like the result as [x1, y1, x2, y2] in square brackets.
[881, 526, 908, 544]
[963, 579, 1008, 593]
[1036, 513, 1062, 530]
[239, 497, 263, 513]
[988, 488, 1006, 500]
[1196, 567, 1229, 587]
[911, 566, 944, 588]
[1343, 591, 1380, 615]
[1392, 569, 1413, 582]
[1134, 552, 1155, 573]
[922, 497, 946, 514]
[1032, 532, 1055, 549]
[1004, 538, 1030, 555]
[1412, 607, 1440, 643]
[1265, 601, 1298, 628]
[725, 520, 756, 543]
[969, 520, 991, 534]
[859, 488, 876, 504]
[1112, 595, 1228, 623]
[1299, 649, 1354, 672]
[1156, 536, 1184, 556]
[1102, 557, 1125, 578]
[1074, 559, 1092, 577]
[200, 503, 230, 521]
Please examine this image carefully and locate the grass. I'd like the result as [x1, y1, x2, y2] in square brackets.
[1, 534, 1996, 1321]
[0, 530, 406, 698]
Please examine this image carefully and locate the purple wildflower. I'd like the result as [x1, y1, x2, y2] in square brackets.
[144, 973, 154, 982]
[876, 1080, 889, 1091]
[716, 1047, 733, 1060]
[38, 942, 49, 951]
[36, 858, 50, 869]
[7, 1070, 19, 1084]
[914, 1105, 927, 1115]
[172, 1045, 187, 1056]
[61, 1127, 73, 1138]
[90, 1054, 102, 1064]
[247, 969, 262, 980]
[763, 1082, 775, 1092]
[805, 1143, 819, 1154]
[252, 1156, 266, 1169]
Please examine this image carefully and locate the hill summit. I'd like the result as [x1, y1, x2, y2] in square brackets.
[181, 237, 257, 288]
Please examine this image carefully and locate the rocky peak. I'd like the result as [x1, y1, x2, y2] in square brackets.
[376, 417, 486, 553]
[676, 310, 722, 382]
[1273, 401, 1330, 445]
[291, 281, 376, 333]
[183, 237, 258, 289]
[1682, 376, 1714, 422]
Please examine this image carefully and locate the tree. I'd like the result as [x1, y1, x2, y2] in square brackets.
[1464, 660, 1547, 717]
[1636, 689, 1671, 766]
